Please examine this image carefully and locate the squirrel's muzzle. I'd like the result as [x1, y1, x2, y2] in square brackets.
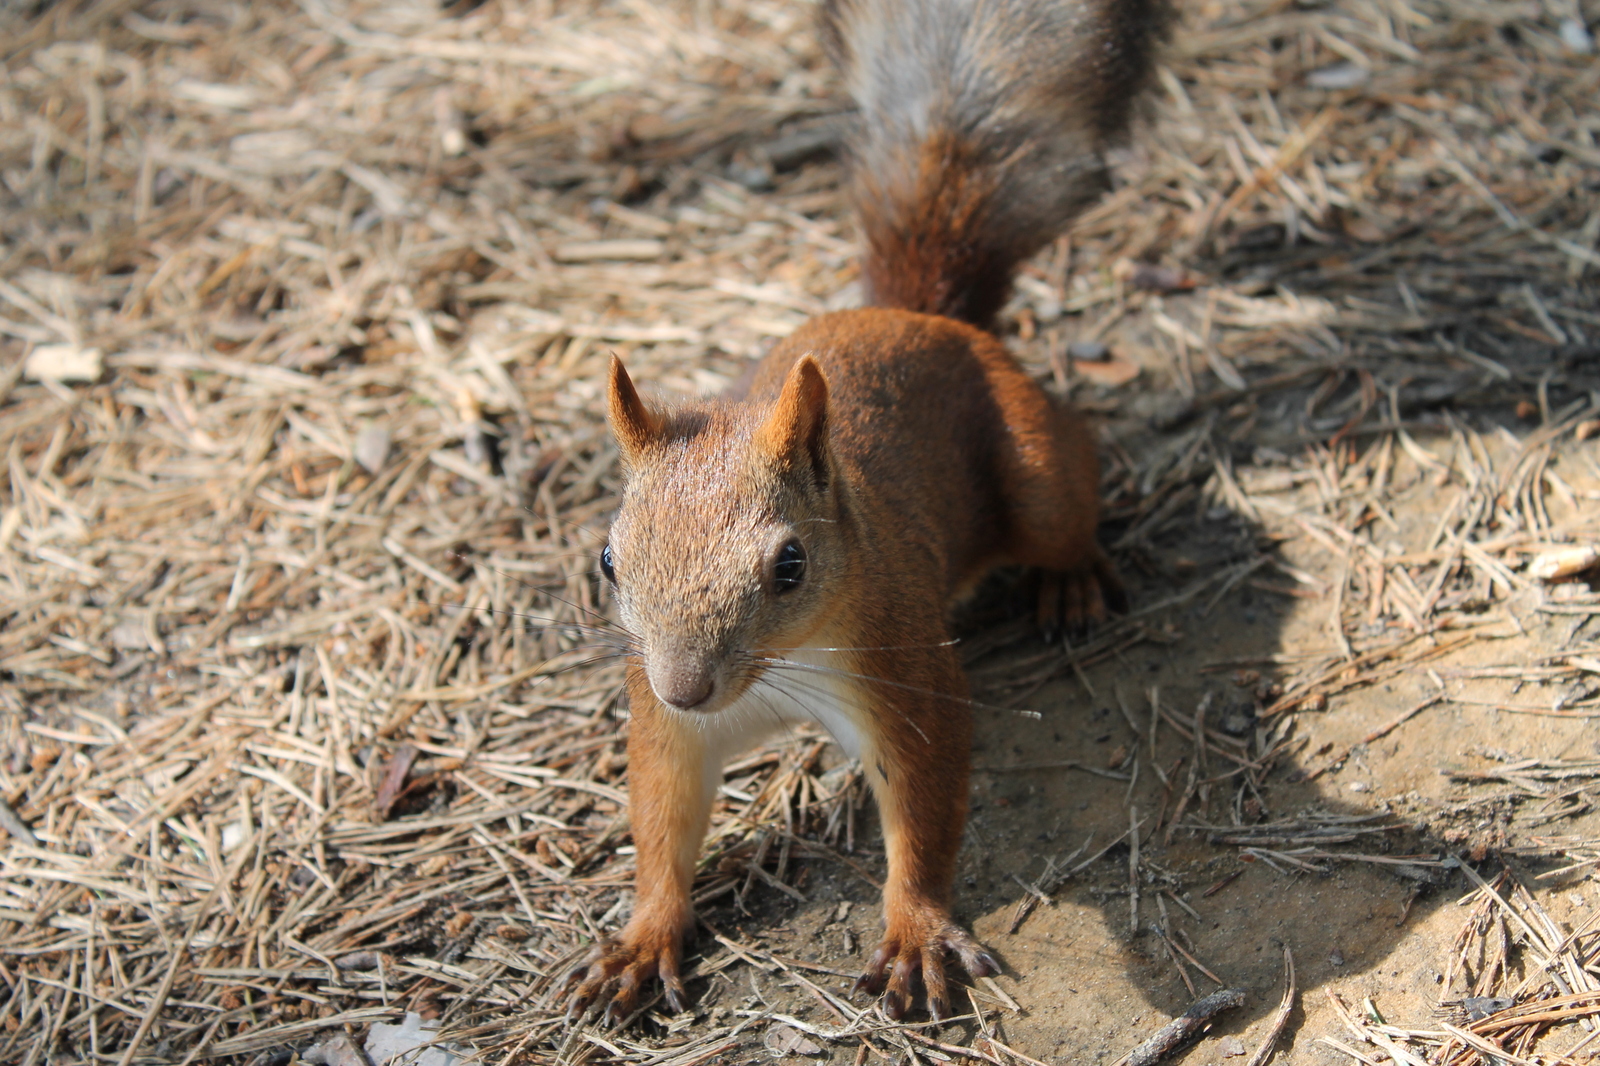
[648, 652, 717, 711]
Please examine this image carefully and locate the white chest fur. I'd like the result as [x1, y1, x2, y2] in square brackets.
[698, 643, 867, 768]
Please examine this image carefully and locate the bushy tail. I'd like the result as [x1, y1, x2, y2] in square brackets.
[823, 0, 1170, 330]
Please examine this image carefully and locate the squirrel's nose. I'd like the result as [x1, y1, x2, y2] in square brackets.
[650, 661, 715, 710]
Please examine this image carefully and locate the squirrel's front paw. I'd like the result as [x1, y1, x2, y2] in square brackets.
[1037, 548, 1127, 643]
[856, 912, 999, 1021]
[565, 921, 689, 1027]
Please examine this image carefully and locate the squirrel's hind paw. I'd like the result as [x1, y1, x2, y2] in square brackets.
[856, 921, 999, 1021]
[1036, 550, 1127, 644]
[564, 929, 688, 1028]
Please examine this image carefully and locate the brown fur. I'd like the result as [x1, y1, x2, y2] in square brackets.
[569, 312, 1123, 1023]
[568, 0, 1165, 1027]
[824, 0, 1172, 329]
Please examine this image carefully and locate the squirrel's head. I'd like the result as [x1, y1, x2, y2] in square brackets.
[602, 354, 844, 715]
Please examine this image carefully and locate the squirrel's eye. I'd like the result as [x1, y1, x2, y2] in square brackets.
[600, 544, 616, 584]
[773, 540, 806, 593]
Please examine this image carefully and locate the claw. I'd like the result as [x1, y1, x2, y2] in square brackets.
[857, 919, 1000, 1020]
[921, 944, 950, 1022]
[562, 924, 690, 1027]
[856, 942, 893, 997]
[1037, 550, 1127, 644]
[662, 966, 689, 1015]
[1099, 554, 1130, 615]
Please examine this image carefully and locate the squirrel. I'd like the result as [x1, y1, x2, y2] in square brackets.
[567, 0, 1170, 1026]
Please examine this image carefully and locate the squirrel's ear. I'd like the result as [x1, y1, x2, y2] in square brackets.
[607, 355, 659, 457]
[756, 355, 829, 483]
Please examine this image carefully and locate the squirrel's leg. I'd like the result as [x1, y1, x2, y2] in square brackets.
[568, 670, 712, 1025]
[854, 646, 998, 1020]
[1008, 402, 1126, 640]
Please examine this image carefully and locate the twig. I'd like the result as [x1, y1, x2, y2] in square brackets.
[116, 881, 224, 1066]
[0, 796, 39, 847]
[1244, 946, 1295, 1066]
[1117, 988, 1248, 1066]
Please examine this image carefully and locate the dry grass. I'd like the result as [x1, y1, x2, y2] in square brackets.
[1321, 864, 1600, 1066]
[2, 0, 1599, 1062]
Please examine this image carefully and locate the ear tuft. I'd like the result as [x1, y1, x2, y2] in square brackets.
[607, 355, 659, 457]
[756, 355, 830, 483]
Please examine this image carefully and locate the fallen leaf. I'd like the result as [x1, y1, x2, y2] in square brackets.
[764, 1023, 824, 1057]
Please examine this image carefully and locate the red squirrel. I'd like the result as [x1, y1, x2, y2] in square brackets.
[568, 0, 1169, 1025]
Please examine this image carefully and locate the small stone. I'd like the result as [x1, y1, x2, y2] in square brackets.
[1560, 17, 1595, 53]
[1329, 949, 1345, 966]
[1067, 339, 1109, 362]
[1219, 1036, 1247, 1057]
[1307, 62, 1369, 89]
[1348, 781, 1369, 793]
[355, 425, 391, 474]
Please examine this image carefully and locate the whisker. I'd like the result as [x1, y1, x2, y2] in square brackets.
[434, 605, 622, 639]
[746, 673, 850, 753]
[760, 639, 960, 653]
[752, 656, 999, 712]
[534, 582, 620, 624]
[535, 651, 635, 675]
[754, 666, 933, 747]
[729, 679, 798, 753]
[431, 557, 623, 631]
